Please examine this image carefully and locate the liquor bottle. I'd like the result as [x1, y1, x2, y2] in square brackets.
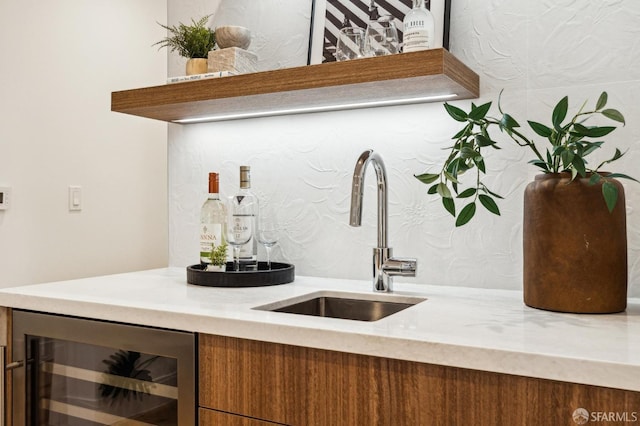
[368, 0, 381, 22]
[402, 0, 435, 52]
[200, 173, 227, 270]
[234, 166, 258, 270]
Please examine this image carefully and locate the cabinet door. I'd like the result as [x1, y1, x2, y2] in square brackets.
[12, 310, 195, 426]
[200, 334, 640, 426]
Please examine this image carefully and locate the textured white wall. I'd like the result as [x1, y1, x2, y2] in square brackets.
[0, 0, 169, 287]
[167, 0, 313, 76]
[168, 0, 640, 296]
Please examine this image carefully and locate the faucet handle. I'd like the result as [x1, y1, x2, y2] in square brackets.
[383, 257, 417, 277]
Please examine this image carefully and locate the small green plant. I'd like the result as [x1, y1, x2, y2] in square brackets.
[154, 15, 216, 58]
[209, 242, 228, 268]
[415, 91, 636, 226]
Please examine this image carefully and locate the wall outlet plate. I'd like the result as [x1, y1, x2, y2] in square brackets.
[0, 186, 11, 210]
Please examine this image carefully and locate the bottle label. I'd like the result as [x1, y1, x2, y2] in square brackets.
[232, 215, 255, 259]
[404, 29, 430, 52]
[200, 223, 222, 261]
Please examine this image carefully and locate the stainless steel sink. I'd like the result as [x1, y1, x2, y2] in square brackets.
[254, 291, 426, 322]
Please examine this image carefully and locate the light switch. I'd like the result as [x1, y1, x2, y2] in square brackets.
[0, 186, 11, 210]
[69, 186, 82, 211]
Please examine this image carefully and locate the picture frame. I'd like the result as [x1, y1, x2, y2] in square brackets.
[308, 0, 451, 64]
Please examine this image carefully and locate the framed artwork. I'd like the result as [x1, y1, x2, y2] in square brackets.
[309, 0, 451, 64]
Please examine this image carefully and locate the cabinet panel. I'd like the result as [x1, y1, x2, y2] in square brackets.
[200, 334, 640, 426]
[199, 408, 280, 426]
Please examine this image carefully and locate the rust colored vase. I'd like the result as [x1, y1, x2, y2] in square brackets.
[523, 173, 627, 313]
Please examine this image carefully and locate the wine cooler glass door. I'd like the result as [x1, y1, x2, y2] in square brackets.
[12, 311, 195, 426]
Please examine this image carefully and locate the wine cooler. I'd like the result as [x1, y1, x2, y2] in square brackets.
[10, 310, 195, 425]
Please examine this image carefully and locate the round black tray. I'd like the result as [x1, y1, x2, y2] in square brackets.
[186, 262, 295, 287]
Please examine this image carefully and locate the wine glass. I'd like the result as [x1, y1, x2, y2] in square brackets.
[363, 15, 399, 57]
[335, 27, 365, 61]
[257, 210, 279, 270]
[225, 197, 254, 272]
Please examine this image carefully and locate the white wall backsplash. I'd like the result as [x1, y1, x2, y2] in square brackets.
[169, 0, 640, 296]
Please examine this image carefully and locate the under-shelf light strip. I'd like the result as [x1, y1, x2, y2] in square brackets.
[172, 94, 458, 123]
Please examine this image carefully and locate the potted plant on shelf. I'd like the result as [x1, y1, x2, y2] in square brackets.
[154, 15, 216, 75]
[415, 92, 635, 313]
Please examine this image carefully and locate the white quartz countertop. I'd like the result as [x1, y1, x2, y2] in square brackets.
[1, 268, 638, 392]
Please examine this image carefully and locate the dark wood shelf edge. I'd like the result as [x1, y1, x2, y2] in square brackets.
[111, 49, 479, 123]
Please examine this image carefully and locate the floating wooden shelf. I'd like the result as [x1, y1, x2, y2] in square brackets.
[111, 49, 479, 123]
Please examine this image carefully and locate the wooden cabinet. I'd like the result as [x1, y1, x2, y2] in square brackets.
[199, 408, 280, 425]
[199, 334, 640, 426]
[111, 49, 479, 123]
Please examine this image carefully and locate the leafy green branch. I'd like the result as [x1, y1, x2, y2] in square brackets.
[416, 91, 634, 226]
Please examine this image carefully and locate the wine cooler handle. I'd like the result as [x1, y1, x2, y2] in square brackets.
[5, 360, 23, 370]
[1, 347, 5, 426]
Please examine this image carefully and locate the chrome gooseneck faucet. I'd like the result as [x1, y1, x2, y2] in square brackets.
[350, 150, 417, 292]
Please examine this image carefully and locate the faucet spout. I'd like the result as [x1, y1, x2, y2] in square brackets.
[349, 150, 417, 292]
[349, 150, 388, 248]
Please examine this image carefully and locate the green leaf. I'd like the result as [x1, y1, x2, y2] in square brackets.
[444, 103, 468, 122]
[602, 181, 618, 213]
[478, 194, 501, 216]
[528, 159, 550, 171]
[588, 173, 602, 185]
[552, 145, 566, 156]
[446, 157, 459, 172]
[571, 156, 586, 177]
[546, 150, 554, 166]
[455, 203, 476, 227]
[442, 197, 456, 217]
[570, 167, 579, 181]
[528, 121, 553, 138]
[475, 134, 495, 147]
[480, 185, 504, 199]
[437, 183, 452, 199]
[552, 96, 569, 130]
[574, 125, 616, 138]
[457, 188, 477, 198]
[427, 184, 439, 194]
[611, 148, 624, 162]
[456, 159, 470, 175]
[460, 146, 477, 159]
[443, 171, 459, 184]
[415, 173, 440, 185]
[561, 150, 574, 169]
[602, 108, 625, 125]
[500, 113, 520, 130]
[581, 141, 604, 156]
[468, 102, 492, 120]
[596, 92, 608, 110]
[606, 173, 639, 183]
[473, 156, 486, 173]
[572, 123, 590, 136]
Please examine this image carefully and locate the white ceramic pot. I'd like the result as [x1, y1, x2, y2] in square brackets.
[216, 26, 252, 50]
